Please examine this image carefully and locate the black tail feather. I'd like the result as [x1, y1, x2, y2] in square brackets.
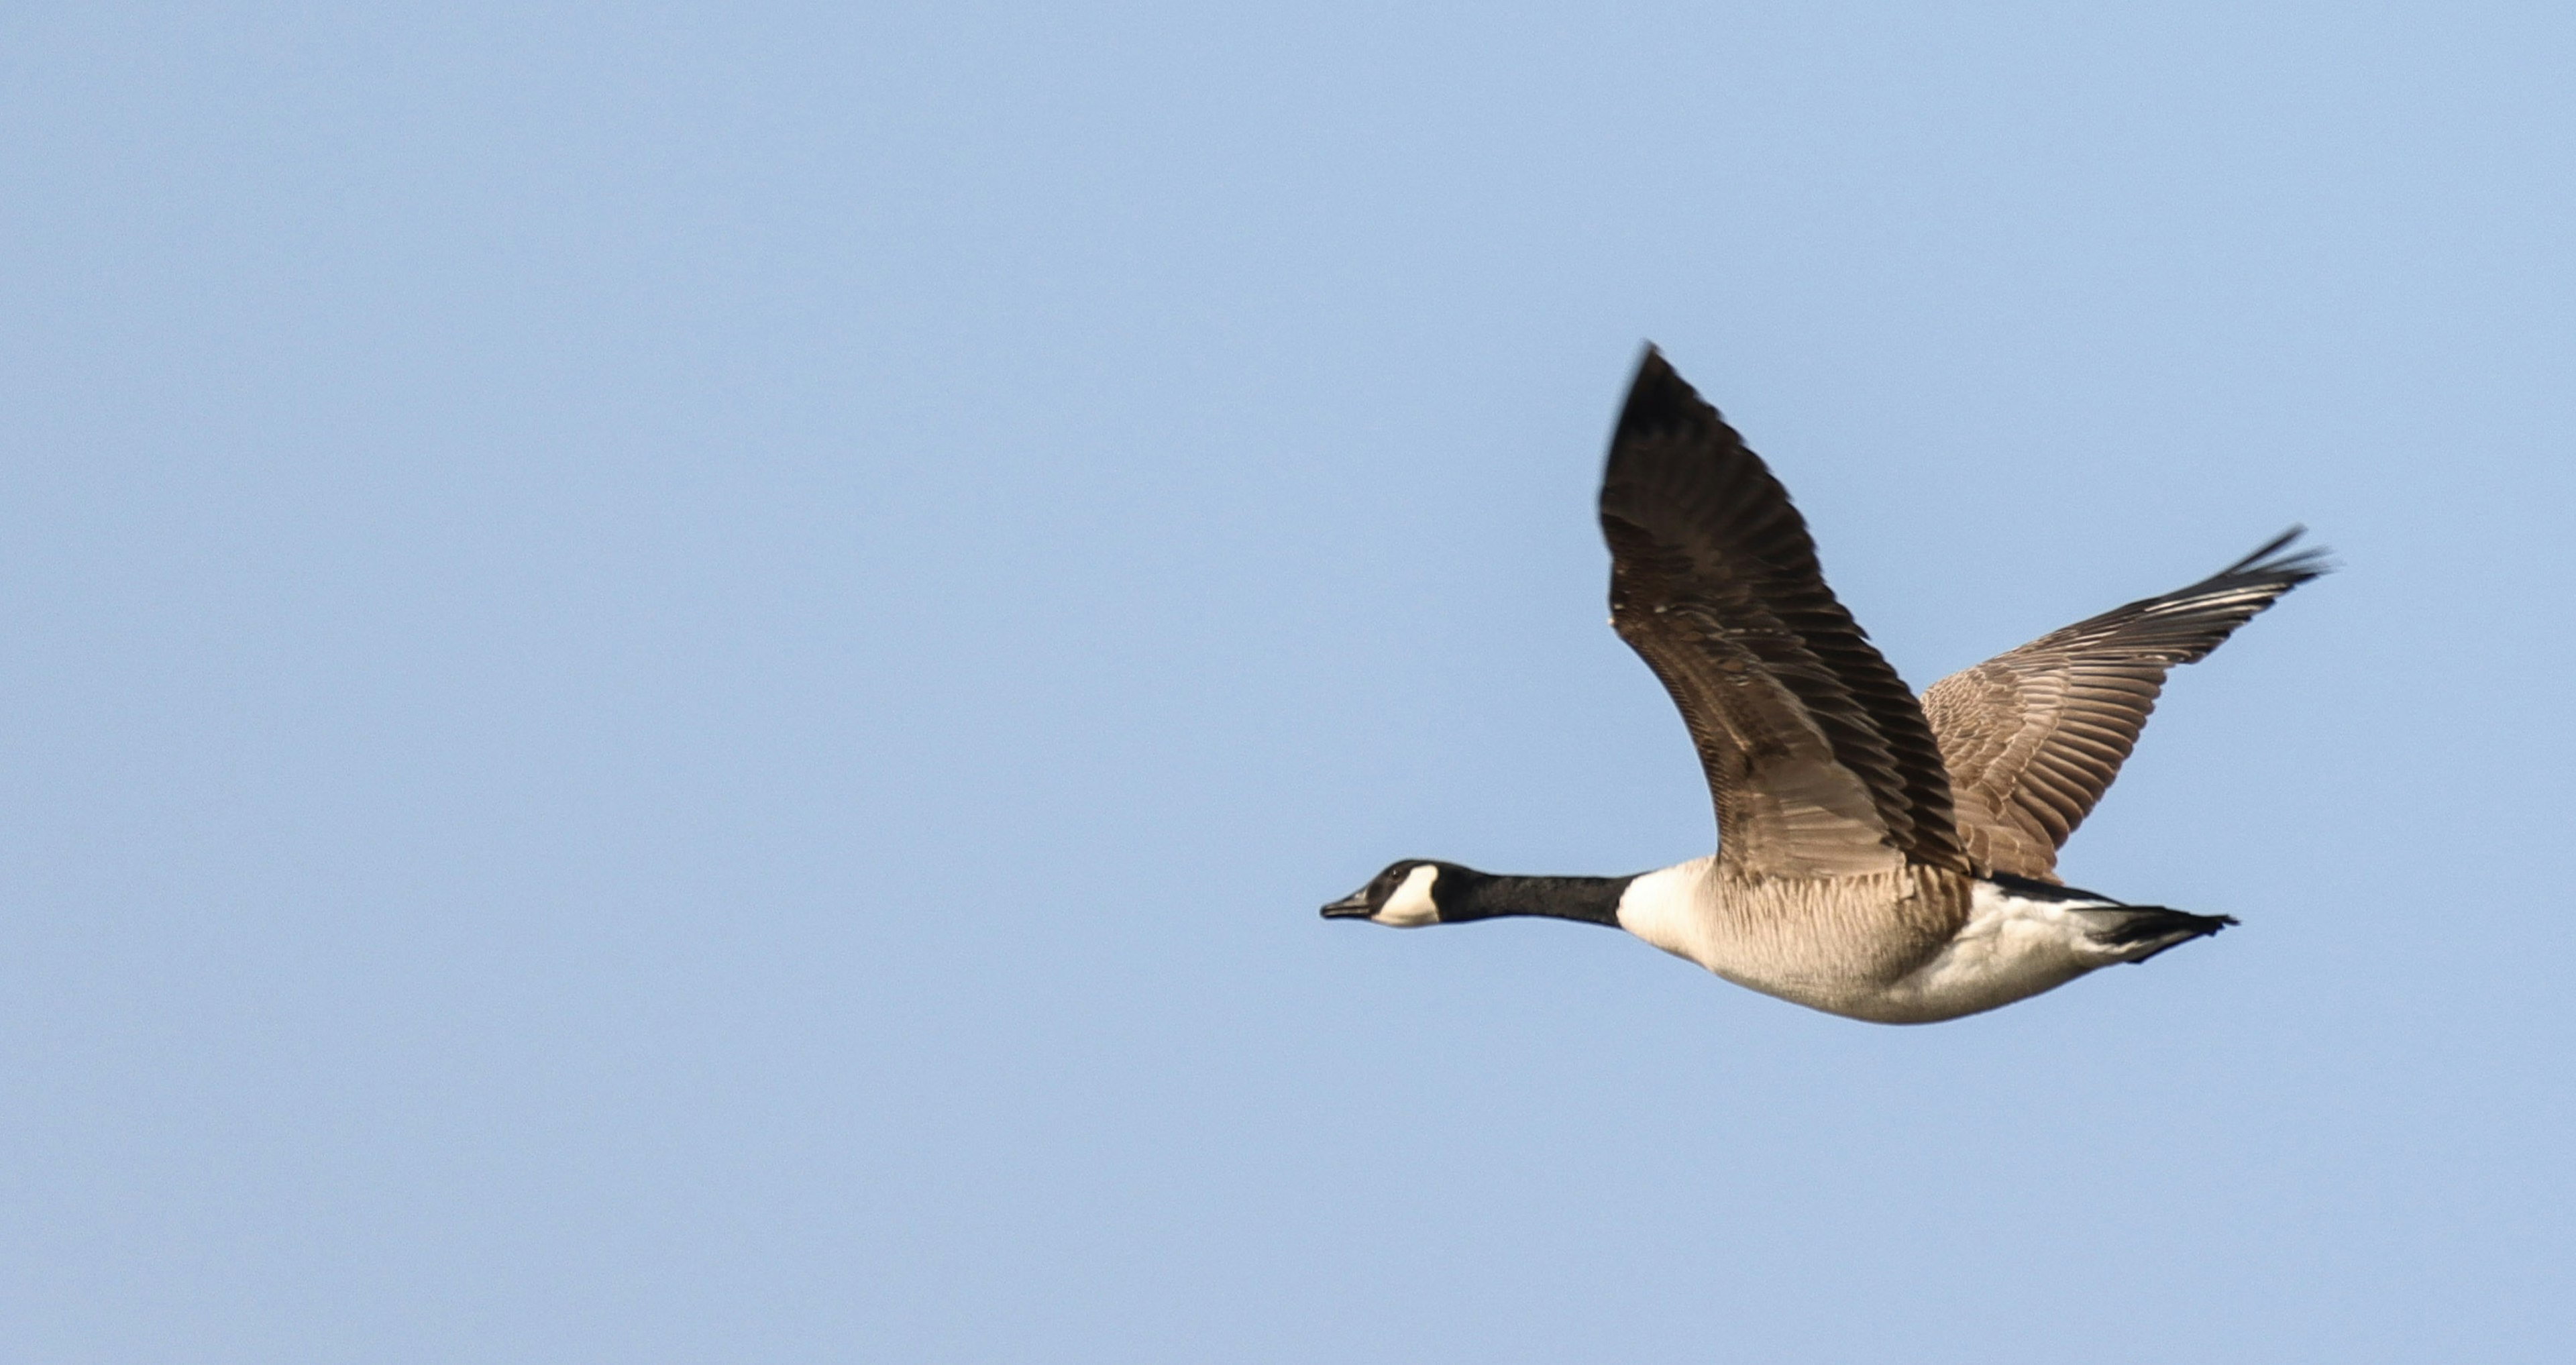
[2097, 906, 2238, 963]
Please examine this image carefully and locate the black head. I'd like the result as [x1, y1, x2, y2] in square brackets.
[1319, 860, 1447, 926]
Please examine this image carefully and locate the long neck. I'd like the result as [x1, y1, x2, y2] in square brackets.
[1438, 869, 1634, 928]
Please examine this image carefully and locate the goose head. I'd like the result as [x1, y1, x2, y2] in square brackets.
[1320, 860, 1447, 927]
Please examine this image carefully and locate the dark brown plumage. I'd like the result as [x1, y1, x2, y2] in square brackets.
[1601, 347, 1969, 876]
[1600, 347, 2324, 885]
[1920, 531, 2328, 879]
[1325, 345, 2318, 1022]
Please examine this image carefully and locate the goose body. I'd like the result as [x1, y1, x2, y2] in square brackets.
[1323, 349, 2324, 1024]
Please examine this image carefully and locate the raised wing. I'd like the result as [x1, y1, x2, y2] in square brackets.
[1921, 530, 2329, 879]
[1601, 349, 1967, 877]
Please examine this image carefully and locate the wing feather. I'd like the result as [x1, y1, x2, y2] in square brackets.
[1601, 349, 1968, 876]
[1922, 530, 2329, 878]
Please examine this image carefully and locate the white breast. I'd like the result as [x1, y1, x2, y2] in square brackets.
[1610, 858, 1720, 964]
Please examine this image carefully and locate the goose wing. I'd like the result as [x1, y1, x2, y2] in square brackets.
[1601, 349, 1967, 877]
[1921, 529, 2328, 879]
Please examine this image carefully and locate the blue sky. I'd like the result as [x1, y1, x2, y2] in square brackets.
[4, 3, 2571, 1360]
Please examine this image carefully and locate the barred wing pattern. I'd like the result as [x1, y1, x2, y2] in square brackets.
[1921, 530, 2329, 879]
[1602, 350, 1968, 877]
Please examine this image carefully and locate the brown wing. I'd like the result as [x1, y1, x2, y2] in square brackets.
[1921, 529, 2329, 879]
[1601, 348, 1967, 877]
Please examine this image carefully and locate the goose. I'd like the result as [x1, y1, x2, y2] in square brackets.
[1322, 347, 2326, 1024]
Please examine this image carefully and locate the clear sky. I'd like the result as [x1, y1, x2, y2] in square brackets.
[4, 3, 2571, 1360]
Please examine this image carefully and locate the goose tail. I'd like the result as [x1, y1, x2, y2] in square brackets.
[2090, 904, 2238, 964]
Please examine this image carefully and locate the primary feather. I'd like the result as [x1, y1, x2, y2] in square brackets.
[1921, 531, 2329, 879]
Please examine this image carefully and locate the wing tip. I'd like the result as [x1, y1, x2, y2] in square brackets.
[2220, 525, 2336, 584]
[1614, 343, 1711, 447]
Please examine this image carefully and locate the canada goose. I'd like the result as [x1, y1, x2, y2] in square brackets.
[1323, 348, 2326, 1023]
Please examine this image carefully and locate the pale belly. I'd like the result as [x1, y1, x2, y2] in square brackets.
[1617, 865, 2136, 1024]
[1843, 883, 2121, 1023]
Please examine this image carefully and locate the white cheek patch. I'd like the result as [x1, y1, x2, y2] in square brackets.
[1374, 864, 1442, 927]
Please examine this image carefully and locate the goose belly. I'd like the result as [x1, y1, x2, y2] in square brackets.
[1854, 881, 2131, 1023]
[1614, 862, 1973, 1020]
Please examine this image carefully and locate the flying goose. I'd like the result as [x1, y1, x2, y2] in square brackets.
[1323, 348, 2326, 1023]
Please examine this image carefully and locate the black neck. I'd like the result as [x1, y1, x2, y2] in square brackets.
[1436, 867, 1633, 928]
